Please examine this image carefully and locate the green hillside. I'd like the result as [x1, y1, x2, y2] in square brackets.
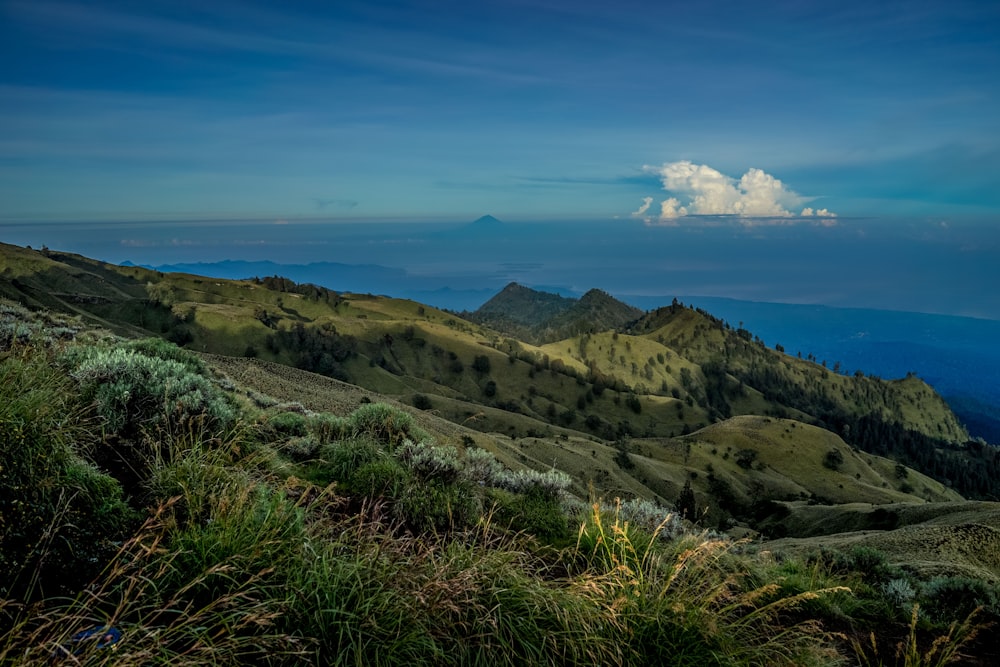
[1, 240, 996, 510]
[4, 252, 1000, 663]
[3, 296, 999, 665]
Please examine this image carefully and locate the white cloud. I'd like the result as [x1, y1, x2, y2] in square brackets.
[630, 196, 653, 218]
[800, 207, 836, 217]
[638, 160, 836, 223]
[659, 197, 687, 219]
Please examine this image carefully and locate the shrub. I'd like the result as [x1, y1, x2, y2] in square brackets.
[823, 448, 844, 470]
[308, 412, 347, 443]
[0, 318, 35, 349]
[318, 438, 386, 485]
[351, 459, 411, 498]
[882, 577, 916, 611]
[412, 393, 433, 410]
[0, 347, 134, 600]
[396, 441, 462, 484]
[461, 447, 504, 485]
[472, 354, 491, 374]
[735, 448, 758, 470]
[488, 488, 569, 542]
[921, 576, 1000, 623]
[284, 435, 321, 462]
[833, 545, 894, 585]
[67, 346, 236, 440]
[268, 410, 309, 437]
[493, 468, 572, 500]
[616, 497, 685, 541]
[348, 402, 427, 450]
[395, 478, 478, 533]
[125, 336, 206, 375]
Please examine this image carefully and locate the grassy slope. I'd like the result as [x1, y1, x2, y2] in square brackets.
[766, 501, 1000, 583]
[678, 416, 960, 505]
[632, 305, 968, 442]
[7, 294, 1000, 664]
[206, 354, 957, 521]
[2, 243, 965, 440]
[0, 242, 982, 513]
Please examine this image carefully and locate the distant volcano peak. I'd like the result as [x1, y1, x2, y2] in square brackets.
[470, 214, 503, 226]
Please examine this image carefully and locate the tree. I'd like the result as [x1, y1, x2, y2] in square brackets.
[677, 479, 697, 521]
[823, 448, 844, 470]
[472, 354, 491, 374]
[735, 448, 758, 470]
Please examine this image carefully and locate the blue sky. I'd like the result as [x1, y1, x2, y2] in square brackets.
[2, 0, 1000, 222]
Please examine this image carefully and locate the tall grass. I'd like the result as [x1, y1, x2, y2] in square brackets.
[0, 503, 307, 666]
[0, 345, 133, 601]
[572, 500, 847, 666]
[853, 604, 983, 667]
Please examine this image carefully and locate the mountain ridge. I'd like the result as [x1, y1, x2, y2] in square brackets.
[465, 282, 643, 344]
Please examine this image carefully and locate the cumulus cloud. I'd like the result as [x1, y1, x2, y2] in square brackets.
[800, 207, 836, 217]
[636, 161, 836, 224]
[659, 197, 687, 219]
[630, 196, 653, 218]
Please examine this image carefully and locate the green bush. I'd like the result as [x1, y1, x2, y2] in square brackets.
[488, 488, 569, 542]
[494, 468, 572, 500]
[396, 441, 461, 484]
[823, 448, 844, 471]
[832, 545, 894, 585]
[348, 402, 428, 450]
[67, 346, 236, 440]
[350, 459, 411, 498]
[616, 497, 684, 540]
[461, 447, 504, 485]
[284, 435, 321, 462]
[268, 410, 309, 437]
[125, 336, 207, 374]
[920, 576, 1000, 623]
[308, 412, 348, 443]
[472, 354, 491, 374]
[317, 438, 386, 485]
[396, 478, 478, 533]
[0, 348, 134, 600]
